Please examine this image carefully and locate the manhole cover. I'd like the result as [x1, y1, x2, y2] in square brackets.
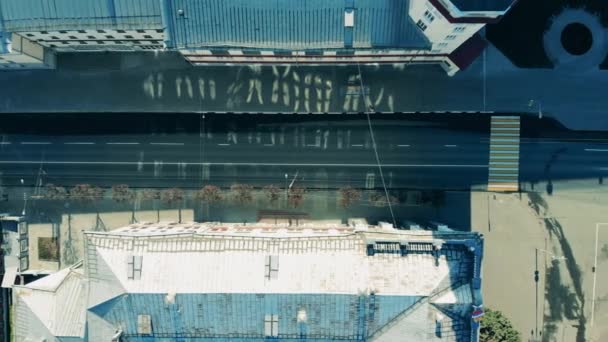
[561, 23, 593, 55]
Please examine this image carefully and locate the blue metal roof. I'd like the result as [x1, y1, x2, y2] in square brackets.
[90, 293, 421, 340]
[0, 0, 161, 32]
[166, 0, 430, 50]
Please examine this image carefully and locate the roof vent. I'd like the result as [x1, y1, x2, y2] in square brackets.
[165, 292, 176, 304]
[344, 9, 354, 28]
[137, 314, 152, 335]
[297, 308, 307, 323]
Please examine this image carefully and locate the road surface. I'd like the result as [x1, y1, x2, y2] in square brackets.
[0, 114, 606, 191]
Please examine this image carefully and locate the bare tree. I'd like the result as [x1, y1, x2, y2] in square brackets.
[162, 188, 185, 223]
[194, 185, 223, 218]
[112, 184, 137, 223]
[70, 184, 104, 203]
[194, 185, 223, 203]
[263, 185, 281, 206]
[44, 184, 68, 200]
[368, 191, 399, 207]
[142, 189, 161, 222]
[338, 186, 361, 208]
[231, 184, 254, 205]
[111, 184, 135, 202]
[288, 186, 306, 208]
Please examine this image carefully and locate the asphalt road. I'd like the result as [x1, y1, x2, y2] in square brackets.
[0, 114, 606, 191]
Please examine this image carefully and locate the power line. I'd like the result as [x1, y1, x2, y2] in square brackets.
[356, 62, 397, 227]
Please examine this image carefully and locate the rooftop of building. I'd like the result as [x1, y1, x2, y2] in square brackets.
[448, 0, 516, 12]
[13, 219, 484, 341]
[166, 0, 430, 50]
[0, 0, 431, 51]
[0, 0, 162, 32]
[12, 263, 87, 340]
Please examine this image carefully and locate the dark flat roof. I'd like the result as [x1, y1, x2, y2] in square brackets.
[449, 0, 515, 12]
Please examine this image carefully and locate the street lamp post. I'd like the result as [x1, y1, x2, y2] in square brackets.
[20, 178, 26, 216]
[284, 173, 288, 207]
[591, 223, 608, 329]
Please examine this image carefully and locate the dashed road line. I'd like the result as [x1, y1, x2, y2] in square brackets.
[106, 142, 139, 145]
[150, 142, 185, 146]
[21, 142, 51, 145]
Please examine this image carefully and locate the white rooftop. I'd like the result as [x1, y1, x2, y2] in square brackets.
[13, 264, 87, 340]
[85, 221, 477, 306]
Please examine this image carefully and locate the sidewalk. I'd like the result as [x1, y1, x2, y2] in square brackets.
[473, 177, 608, 342]
[0, 42, 607, 131]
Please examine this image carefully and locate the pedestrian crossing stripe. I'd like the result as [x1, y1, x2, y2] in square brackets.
[488, 115, 520, 192]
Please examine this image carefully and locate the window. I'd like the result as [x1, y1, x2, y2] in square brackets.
[128, 255, 143, 280]
[105, 35, 115, 39]
[264, 314, 279, 337]
[19, 222, 28, 235]
[436, 42, 448, 48]
[19, 256, 28, 271]
[137, 314, 152, 335]
[20, 239, 28, 253]
[68, 36, 77, 39]
[445, 35, 457, 40]
[416, 20, 427, 31]
[97, 29, 106, 33]
[116, 30, 126, 33]
[453, 26, 466, 33]
[424, 10, 435, 22]
[265, 255, 279, 280]
[78, 30, 86, 33]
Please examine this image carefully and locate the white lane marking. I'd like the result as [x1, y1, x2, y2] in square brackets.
[351, 144, 363, 147]
[21, 142, 51, 145]
[397, 144, 410, 147]
[150, 142, 185, 146]
[0, 160, 487, 168]
[444, 144, 458, 147]
[106, 142, 139, 145]
[217, 143, 230, 146]
[263, 144, 274, 147]
[585, 149, 608, 152]
[64, 142, 95, 145]
[0, 142, 11, 145]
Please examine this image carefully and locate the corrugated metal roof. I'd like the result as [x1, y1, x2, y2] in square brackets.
[0, 0, 161, 32]
[90, 293, 421, 339]
[167, 0, 429, 50]
[14, 268, 87, 339]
